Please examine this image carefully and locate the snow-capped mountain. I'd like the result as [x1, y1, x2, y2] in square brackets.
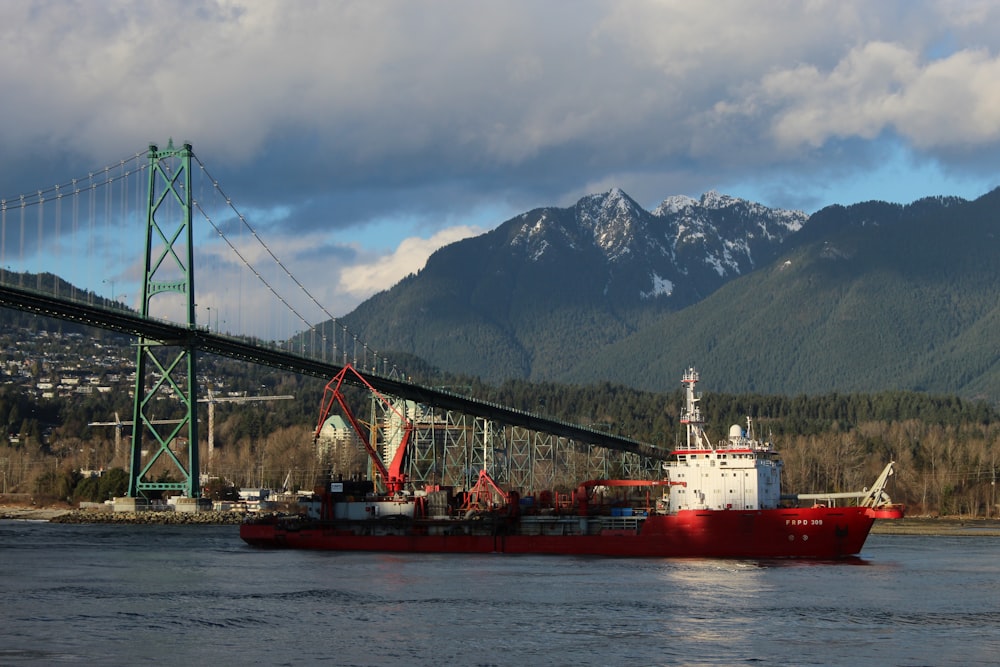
[342, 188, 807, 381]
[503, 187, 806, 307]
[337, 185, 1000, 396]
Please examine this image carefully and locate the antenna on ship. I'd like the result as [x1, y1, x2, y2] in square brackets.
[679, 367, 713, 450]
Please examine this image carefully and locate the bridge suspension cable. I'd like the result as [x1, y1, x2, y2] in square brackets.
[0, 146, 393, 377]
[0, 152, 146, 209]
[191, 154, 391, 373]
[193, 156, 331, 323]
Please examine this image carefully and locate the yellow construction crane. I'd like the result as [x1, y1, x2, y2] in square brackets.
[201, 384, 294, 461]
[87, 412, 184, 455]
[89, 386, 294, 461]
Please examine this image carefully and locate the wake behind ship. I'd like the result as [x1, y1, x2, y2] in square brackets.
[241, 368, 904, 558]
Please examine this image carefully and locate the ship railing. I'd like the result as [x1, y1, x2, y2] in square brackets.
[788, 490, 887, 508]
[790, 491, 867, 507]
[790, 462, 898, 509]
[598, 515, 646, 532]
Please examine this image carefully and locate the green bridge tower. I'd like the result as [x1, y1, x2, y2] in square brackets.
[127, 140, 201, 499]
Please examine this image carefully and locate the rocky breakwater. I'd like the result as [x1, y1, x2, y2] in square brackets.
[50, 508, 247, 525]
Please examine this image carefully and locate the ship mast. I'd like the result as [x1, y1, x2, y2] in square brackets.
[679, 368, 713, 450]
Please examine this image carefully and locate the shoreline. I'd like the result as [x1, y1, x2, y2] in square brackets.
[3, 505, 1000, 535]
[0, 506, 246, 524]
[869, 517, 1000, 536]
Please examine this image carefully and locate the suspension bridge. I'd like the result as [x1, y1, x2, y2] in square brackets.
[0, 141, 666, 502]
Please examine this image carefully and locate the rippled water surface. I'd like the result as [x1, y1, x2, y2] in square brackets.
[1, 521, 998, 666]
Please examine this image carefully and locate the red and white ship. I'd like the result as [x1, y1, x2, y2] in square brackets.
[241, 367, 904, 558]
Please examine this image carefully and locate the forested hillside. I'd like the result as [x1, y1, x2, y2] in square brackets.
[476, 377, 1000, 517]
[561, 191, 1000, 398]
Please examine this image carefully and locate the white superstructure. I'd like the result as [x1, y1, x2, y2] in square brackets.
[665, 368, 782, 512]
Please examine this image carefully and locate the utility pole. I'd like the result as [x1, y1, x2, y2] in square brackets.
[992, 456, 996, 519]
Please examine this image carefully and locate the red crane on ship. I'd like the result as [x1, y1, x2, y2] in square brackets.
[314, 364, 412, 494]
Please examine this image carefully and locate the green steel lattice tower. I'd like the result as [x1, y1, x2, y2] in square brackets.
[127, 140, 200, 499]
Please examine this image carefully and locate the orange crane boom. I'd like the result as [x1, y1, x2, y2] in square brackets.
[314, 364, 412, 494]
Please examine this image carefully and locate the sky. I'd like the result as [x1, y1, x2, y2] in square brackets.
[1, 1, 999, 338]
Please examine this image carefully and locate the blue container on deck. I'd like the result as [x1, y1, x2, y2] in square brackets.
[620, 507, 633, 517]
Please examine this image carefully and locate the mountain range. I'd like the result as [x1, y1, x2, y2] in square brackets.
[339, 185, 1000, 401]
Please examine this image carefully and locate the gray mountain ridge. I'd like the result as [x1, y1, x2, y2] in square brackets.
[338, 186, 1000, 400]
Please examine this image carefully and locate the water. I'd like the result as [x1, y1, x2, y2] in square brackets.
[1, 521, 998, 666]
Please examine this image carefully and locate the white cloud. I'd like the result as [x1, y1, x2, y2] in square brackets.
[4, 1, 1000, 336]
[339, 225, 484, 299]
[160, 221, 480, 341]
[750, 42, 1000, 150]
[4, 2, 1000, 185]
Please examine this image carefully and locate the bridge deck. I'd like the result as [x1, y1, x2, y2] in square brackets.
[0, 283, 668, 461]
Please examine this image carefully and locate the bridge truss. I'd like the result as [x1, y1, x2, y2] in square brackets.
[322, 396, 661, 496]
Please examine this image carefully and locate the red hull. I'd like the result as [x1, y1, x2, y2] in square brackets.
[241, 505, 900, 559]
